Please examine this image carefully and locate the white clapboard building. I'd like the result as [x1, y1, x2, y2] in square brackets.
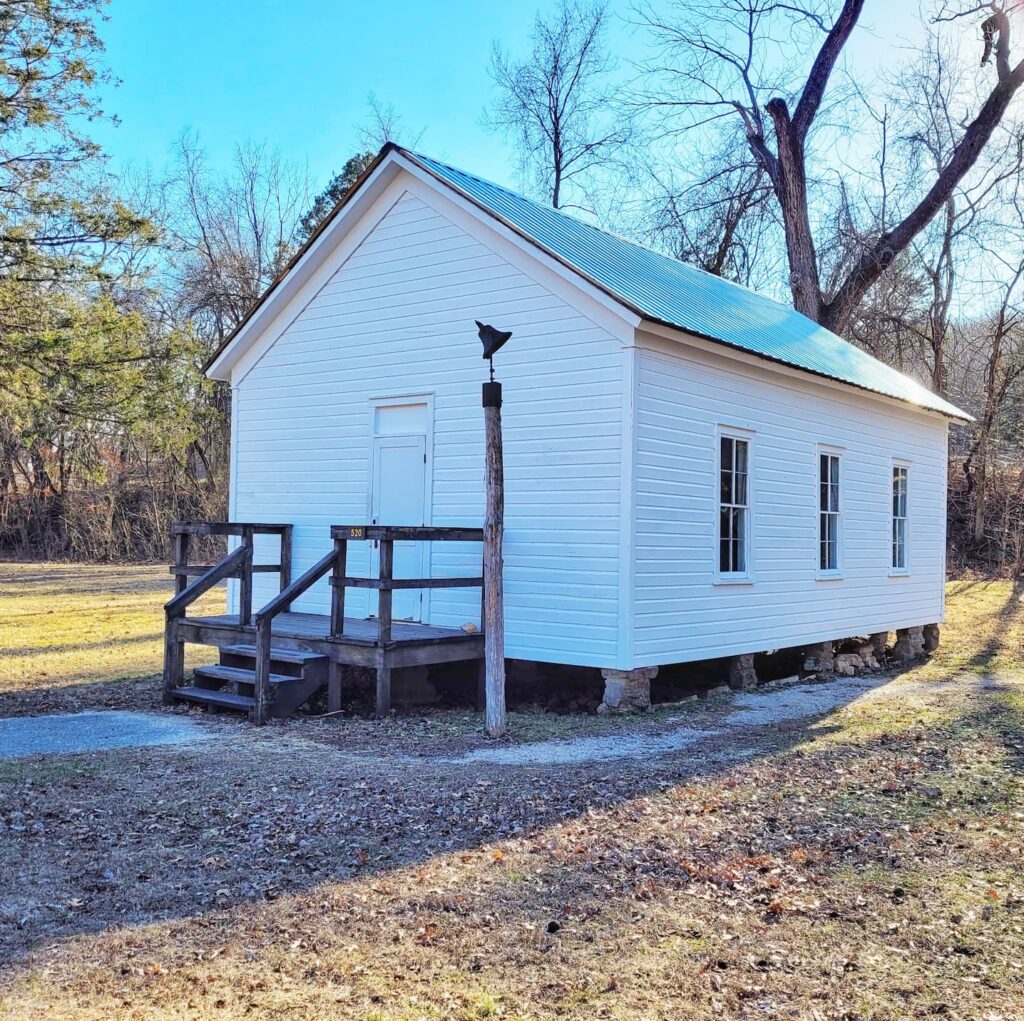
[201, 143, 969, 709]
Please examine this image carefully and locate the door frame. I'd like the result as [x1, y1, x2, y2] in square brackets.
[367, 392, 435, 621]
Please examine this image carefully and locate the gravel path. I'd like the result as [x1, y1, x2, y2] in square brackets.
[452, 675, 884, 766]
[0, 710, 215, 759]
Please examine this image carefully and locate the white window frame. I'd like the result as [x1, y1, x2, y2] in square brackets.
[817, 446, 843, 579]
[715, 426, 753, 584]
[891, 460, 910, 575]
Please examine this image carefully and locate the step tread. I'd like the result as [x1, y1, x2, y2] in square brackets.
[220, 644, 327, 665]
[172, 687, 255, 710]
[194, 664, 299, 686]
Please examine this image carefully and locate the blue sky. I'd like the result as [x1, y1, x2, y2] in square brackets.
[92, 1, 927, 196]
[92, 0, 585, 190]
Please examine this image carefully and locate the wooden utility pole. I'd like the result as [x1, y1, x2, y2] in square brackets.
[482, 377, 506, 737]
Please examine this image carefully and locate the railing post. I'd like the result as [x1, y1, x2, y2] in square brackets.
[375, 538, 394, 718]
[239, 526, 255, 626]
[279, 525, 293, 595]
[253, 616, 271, 725]
[330, 536, 347, 637]
[378, 539, 393, 646]
[479, 558, 486, 638]
[172, 529, 190, 596]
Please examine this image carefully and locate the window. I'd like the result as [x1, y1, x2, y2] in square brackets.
[819, 452, 841, 573]
[892, 464, 909, 571]
[719, 434, 750, 576]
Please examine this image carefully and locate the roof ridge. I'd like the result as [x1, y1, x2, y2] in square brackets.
[401, 147, 810, 326]
[399, 146, 968, 421]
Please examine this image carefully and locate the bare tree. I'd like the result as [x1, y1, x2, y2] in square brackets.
[163, 134, 313, 350]
[357, 93, 423, 152]
[642, 126, 778, 287]
[844, 30, 1023, 396]
[486, 0, 630, 210]
[962, 241, 1024, 544]
[636, 1, 1024, 333]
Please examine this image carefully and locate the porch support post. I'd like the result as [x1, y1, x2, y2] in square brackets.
[375, 652, 391, 718]
[162, 612, 184, 702]
[252, 616, 271, 725]
[328, 659, 343, 714]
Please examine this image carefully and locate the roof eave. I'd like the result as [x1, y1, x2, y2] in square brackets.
[639, 317, 973, 423]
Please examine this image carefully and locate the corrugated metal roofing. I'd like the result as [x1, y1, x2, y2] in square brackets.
[404, 148, 970, 421]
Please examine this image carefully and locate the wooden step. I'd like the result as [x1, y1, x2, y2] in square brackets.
[220, 644, 327, 665]
[171, 687, 255, 711]
[193, 664, 298, 688]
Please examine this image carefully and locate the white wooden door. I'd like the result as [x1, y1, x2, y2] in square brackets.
[371, 433, 427, 622]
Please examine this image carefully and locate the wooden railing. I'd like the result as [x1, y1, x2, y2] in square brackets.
[163, 543, 252, 703]
[169, 521, 293, 626]
[246, 525, 484, 723]
[329, 525, 485, 645]
[163, 522, 292, 704]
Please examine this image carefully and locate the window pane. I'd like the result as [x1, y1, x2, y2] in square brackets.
[735, 439, 748, 476]
[734, 469, 748, 506]
[820, 512, 838, 571]
[734, 508, 746, 572]
[720, 508, 731, 572]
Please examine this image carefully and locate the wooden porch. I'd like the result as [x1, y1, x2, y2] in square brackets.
[163, 522, 485, 723]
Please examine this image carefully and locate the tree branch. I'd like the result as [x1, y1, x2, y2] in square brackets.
[791, 0, 865, 142]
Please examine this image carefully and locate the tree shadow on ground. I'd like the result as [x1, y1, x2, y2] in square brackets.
[4, 672, 1021, 1019]
[0, 566, 170, 599]
[966, 578, 1024, 671]
[0, 671, 897, 966]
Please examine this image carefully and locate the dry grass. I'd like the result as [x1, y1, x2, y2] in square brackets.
[0, 563, 221, 715]
[0, 567, 1022, 1020]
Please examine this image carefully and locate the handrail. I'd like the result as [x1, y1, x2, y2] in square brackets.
[332, 524, 483, 542]
[170, 521, 292, 605]
[171, 521, 292, 536]
[249, 548, 338, 726]
[256, 549, 337, 623]
[165, 543, 252, 617]
[332, 575, 483, 589]
[163, 542, 254, 705]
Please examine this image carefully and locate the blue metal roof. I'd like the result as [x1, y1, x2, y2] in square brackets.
[405, 149, 969, 421]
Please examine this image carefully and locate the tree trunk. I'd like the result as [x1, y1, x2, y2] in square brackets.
[765, 99, 823, 322]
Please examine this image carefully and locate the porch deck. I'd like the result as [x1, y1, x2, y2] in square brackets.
[180, 610, 482, 666]
[189, 611, 474, 646]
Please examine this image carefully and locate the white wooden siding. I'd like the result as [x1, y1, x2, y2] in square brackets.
[631, 340, 949, 665]
[231, 185, 625, 667]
